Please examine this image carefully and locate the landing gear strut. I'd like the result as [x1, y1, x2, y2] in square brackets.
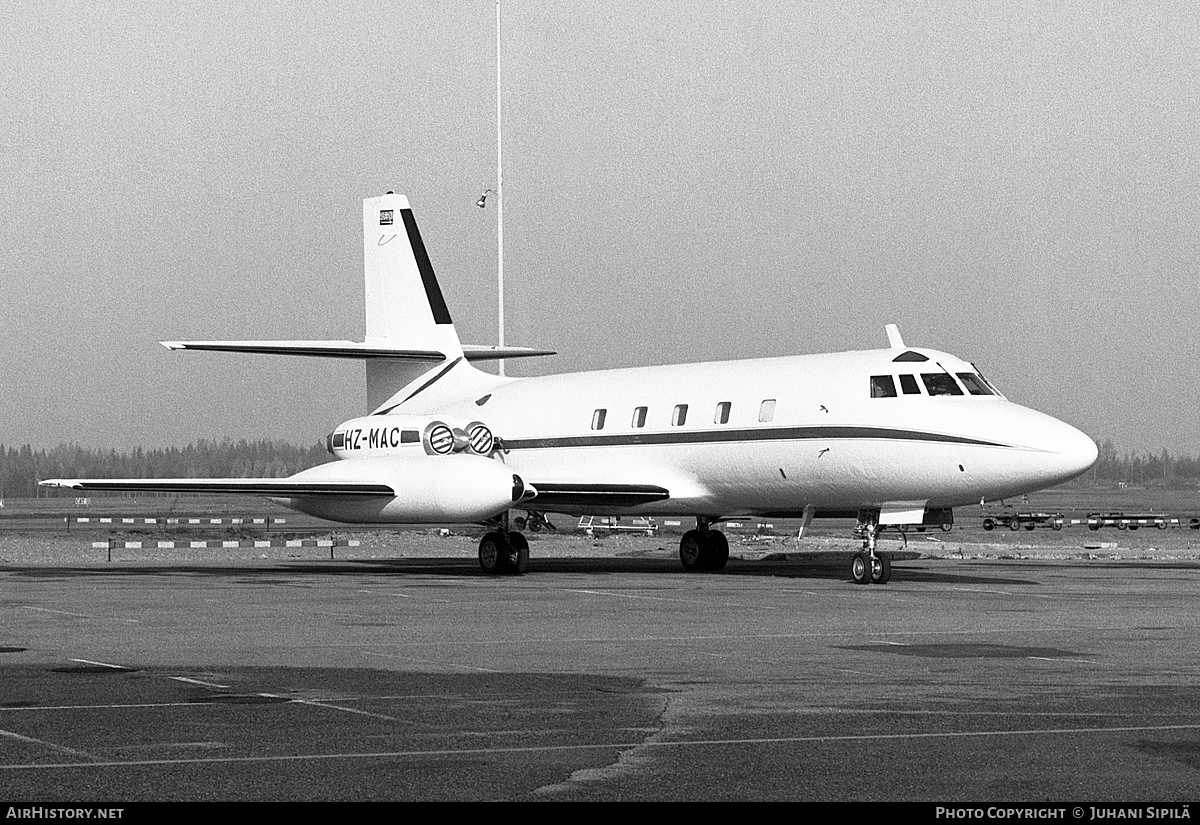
[679, 518, 729, 572]
[851, 518, 892, 585]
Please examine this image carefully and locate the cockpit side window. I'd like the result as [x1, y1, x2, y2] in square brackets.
[870, 375, 897, 398]
[921, 373, 965, 396]
[899, 374, 920, 395]
[971, 363, 1003, 396]
[956, 373, 995, 396]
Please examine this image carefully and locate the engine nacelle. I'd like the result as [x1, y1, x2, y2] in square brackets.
[277, 453, 524, 523]
[326, 414, 495, 459]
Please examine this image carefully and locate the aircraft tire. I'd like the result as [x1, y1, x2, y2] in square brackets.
[982, 518, 995, 531]
[1024, 523, 1036, 531]
[851, 552, 871, 585]
[870, 554, 892, 585]
[506, 532, 530, 575]
[1009, 518, 1021, 531]
[679, 530, 709, 572]
[478, 532, 511, 574]
[706, 531, 729, 571]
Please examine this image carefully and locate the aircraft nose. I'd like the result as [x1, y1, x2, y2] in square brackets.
[1050, 420, 1098, 479]
[1041, 419, 1099, 484]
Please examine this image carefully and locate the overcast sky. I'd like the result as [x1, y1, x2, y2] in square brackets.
[2, 2, 1197, 455]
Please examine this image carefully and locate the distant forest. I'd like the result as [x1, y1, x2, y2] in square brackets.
[1, 437, 1198, 499]
[1, 440, 328, 499]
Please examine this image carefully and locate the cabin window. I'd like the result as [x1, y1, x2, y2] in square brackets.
[921, 373, 964, 396]
[956, 373, 995, 396]
[715, 401, 731, 424]
[632, 406, 648, 428]
[592, 409, 607, 430]
[870, 375, 897, 398]
[758, 399, 776, 422]
[672, 404, 688, 426]
[899, 374, 921, 395]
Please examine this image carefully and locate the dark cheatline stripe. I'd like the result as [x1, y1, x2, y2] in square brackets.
[502, 426, 1010, 451]
[400, 208, 452, 325]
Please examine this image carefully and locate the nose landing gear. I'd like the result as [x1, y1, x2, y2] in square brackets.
[851, 518, 892, 585]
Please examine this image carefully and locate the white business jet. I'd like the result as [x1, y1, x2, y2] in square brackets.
[42, 193, 1098, 584]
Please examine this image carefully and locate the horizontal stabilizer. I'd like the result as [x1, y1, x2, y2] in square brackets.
[39, 478, 395, 496]
[161, 340, 445, 361]
[161, 340, 555, 361]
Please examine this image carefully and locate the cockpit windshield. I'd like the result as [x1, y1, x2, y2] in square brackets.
[921, 373, 964, 396]
[956, 373, 996, 396]
[869, 366, 1004, 398]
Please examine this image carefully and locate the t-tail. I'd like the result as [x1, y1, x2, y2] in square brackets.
[159, 192, 554, 411]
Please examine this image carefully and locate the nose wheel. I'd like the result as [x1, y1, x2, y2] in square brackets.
[851, 519, 892, 585]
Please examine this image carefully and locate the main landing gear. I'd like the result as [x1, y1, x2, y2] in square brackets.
[478, 530, 529, 575]
[851, 519, 891, 585]
[679, 519, 729, 572]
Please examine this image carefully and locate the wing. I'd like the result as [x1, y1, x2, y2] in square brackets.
[39, 478, 394, 496]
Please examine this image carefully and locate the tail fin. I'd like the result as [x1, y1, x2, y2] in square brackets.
[363, 193, 466, 410]
[363, 193, 464, 357]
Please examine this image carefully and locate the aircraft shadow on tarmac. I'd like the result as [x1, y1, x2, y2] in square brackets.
[1, 555, 1053, 586]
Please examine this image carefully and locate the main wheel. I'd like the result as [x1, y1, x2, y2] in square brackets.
[982, 518, 995, 531]
[506, 531, 530, 575]
[1024, 522, 1036, 531]
[1009, 518, 1021, 531]
[679, 530, 710, 572]
[478, 532, 511, 574]
[870, 554, 892, 584]
[707, 531, 729, 571]
[851, 552, 871, 585]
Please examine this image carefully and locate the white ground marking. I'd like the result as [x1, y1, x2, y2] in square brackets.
[69, 658, 132, 669]
[0, 728, 99, 761]
[167, 677, 231, 689]
[565, 588, 776, 609]
[355, 589, 452, 604]
[5, 721, 1200, 771]
[21, 607, 138, 623]
[263, 695, 397, 722]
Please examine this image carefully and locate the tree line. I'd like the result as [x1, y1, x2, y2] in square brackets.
[2, 438, 1198, 499]
[1, 440, 328, 499]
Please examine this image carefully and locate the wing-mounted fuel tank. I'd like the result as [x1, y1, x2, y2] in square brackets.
[326, 414, 495, 459]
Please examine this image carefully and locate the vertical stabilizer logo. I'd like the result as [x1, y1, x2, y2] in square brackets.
[379, 209, 393, 226]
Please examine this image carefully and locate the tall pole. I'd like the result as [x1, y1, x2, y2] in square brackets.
[495, 0, 505, 377]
